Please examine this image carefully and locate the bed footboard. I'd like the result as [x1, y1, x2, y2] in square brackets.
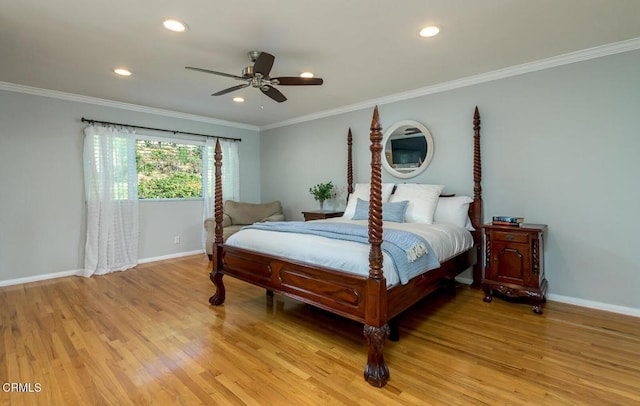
[221, 246, 369, 320]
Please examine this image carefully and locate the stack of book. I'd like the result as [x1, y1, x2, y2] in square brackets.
[492, 216, 524, 226]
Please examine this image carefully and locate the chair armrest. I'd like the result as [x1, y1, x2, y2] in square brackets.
[261, 214, 285, 222]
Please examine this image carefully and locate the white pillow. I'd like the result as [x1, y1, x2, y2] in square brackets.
[343, 183, 395, 219]
[434, 196, 474, 229]
[390, 184, 444, 223]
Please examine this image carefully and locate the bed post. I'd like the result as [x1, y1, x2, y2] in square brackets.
[209, 139, 226, 305]
[363, 106, 390, 387]
[347, 128, 354, 199]
[471, 106, 483, 286]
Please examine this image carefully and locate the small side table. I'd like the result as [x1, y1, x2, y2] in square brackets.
[302, 210, 344, 221]
[481, 223, 548, 314]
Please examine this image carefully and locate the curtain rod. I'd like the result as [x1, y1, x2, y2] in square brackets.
[80, 117, 242, 142]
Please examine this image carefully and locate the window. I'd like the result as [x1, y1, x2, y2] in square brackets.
[84, 126, 239, 253]
[85, 127, 238, 206]
[135, 138, 204, 199]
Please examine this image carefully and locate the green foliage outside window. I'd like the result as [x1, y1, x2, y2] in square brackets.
[136, 140, 203, 199]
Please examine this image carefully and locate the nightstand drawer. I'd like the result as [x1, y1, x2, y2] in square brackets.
[491, 230, 529, 243]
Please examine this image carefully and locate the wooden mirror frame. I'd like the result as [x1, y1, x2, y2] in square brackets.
[381, 120, 434, 179]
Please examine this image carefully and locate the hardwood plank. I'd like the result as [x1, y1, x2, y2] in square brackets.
[1, 254, 639, 405]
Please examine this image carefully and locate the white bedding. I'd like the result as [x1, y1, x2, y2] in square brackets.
[225, 218, 473, 287]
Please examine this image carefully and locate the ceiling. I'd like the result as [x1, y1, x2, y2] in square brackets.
[2, 0, 640, 128]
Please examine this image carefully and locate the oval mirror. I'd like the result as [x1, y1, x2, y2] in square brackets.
[382, 120, 434, 178]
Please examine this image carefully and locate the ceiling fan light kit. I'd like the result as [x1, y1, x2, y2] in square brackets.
[186, 51, 323, 103]
[114, 68, 132, 76]
[163, 19, 188, 32]
[419, 25, 440, 37]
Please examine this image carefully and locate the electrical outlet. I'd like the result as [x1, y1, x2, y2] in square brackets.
[174, 236, 180, 244]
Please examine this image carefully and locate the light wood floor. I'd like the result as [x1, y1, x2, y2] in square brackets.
[1, 255, 639, 405]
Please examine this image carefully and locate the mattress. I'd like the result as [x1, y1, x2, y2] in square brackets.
[224, 218, 473, 287]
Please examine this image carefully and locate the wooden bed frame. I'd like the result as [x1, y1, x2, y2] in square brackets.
[209, 106, 483, 387]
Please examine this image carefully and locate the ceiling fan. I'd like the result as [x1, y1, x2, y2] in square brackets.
[185, 51, 323, 103]
[404, 127, 422, 135]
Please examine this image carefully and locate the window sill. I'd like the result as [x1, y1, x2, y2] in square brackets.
[139, 198, 204, 203]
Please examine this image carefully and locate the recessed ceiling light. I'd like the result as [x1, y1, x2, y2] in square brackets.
[113, 68, 132, 76]
[300, 72, 314, 78]
[233, 97, 245, 103]
[163, 19, 188, 32]
[418, 26, 440, 38]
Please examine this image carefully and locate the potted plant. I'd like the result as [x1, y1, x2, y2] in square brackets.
[309, 181, 337, 210]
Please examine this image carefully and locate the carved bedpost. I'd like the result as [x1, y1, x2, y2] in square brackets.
[209, 139, 226, 305]
[471, 106, 484, 287]
[368, 109, 384, 281]
[363, 106, 390, 387]
[214, 140, 224, 249]
[347, 128, 354, 202]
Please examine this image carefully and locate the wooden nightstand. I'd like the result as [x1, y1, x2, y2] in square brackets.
[481, 223, 548, 314]
[301, 210, 344, 221]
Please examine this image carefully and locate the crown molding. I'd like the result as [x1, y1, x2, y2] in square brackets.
[261, 37, 640, 131]
[2, 37, 639, 133]
[0, 81, 259, 131]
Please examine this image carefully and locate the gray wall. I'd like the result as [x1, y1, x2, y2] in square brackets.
[0, 90, 261, 282]
[2, 49, 638, 313]
[261, 50, 640, 311]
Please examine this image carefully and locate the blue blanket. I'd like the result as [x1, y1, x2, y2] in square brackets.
[242, 221, 440, 285]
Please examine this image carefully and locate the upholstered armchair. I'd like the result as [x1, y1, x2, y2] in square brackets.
[204, 200, 284, 259]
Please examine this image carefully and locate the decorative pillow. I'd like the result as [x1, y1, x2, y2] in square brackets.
[390, 184, 444, 223]
[434, 196, 473, 229]
[352, 198, 409, 223]
[342, 183, 395, 219]
[224, 200, 283, 225]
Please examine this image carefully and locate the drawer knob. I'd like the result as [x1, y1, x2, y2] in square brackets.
[506, 234, 514, 241]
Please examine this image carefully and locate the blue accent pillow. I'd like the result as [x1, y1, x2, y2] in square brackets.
[352, 198, 409, 223]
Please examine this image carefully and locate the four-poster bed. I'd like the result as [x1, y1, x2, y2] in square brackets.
[208, 106, 483, 387]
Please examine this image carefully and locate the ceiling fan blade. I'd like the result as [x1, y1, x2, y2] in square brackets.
[261, 85, 287, 103]
[272, 77, 323, 86]
[253, 52, 275, 76]
[185, 66, 244, 80]
[212, 83, 249, 96]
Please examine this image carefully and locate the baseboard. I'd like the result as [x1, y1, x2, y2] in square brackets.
[546, 293, 640, 318]
[137, 250, 205, 264]
[455, 276, 474, 285]
[4, 256, 638, 318]
[454, 278, 640, 318]
[0, 269, 79, 287]
[0, 250, 205, 288]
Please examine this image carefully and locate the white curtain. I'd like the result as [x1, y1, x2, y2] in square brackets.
[202, 138, 239, 249]
[80, 125, 139, 276]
